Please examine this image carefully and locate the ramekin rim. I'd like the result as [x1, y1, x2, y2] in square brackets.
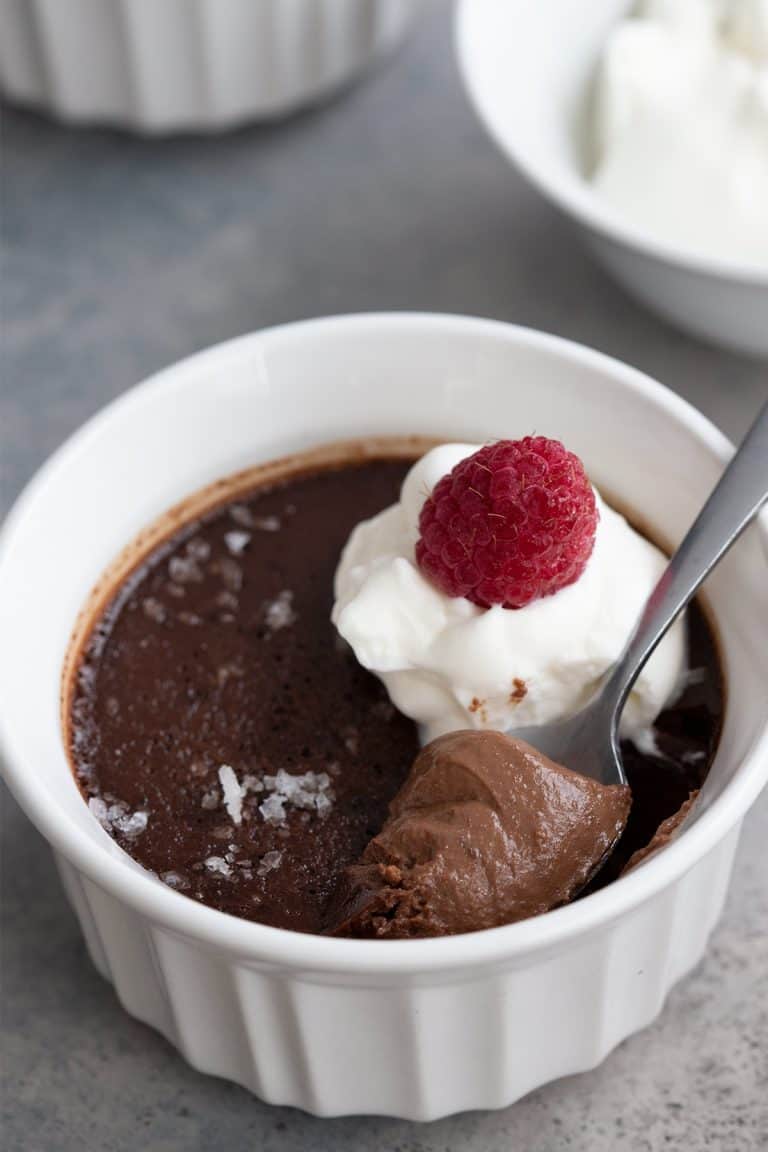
[1, 311, 767, 977]
[455, 0, 768, 288]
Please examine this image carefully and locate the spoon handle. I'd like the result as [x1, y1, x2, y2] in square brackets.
[604, 398, 768, 722]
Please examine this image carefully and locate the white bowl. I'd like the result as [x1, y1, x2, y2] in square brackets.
[1, 313, 767, 1120]
[0, 0, 415, 132]
[456, 0, 768, 358]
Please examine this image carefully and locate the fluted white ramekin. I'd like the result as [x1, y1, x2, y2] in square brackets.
[457, 0, 768, 357]
[1, 315, 767, 1119]
[0, 0, 415, 132]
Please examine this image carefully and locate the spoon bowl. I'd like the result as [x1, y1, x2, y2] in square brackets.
[512, 689, 625, 786]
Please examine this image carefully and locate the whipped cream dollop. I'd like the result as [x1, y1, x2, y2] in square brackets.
[332, 445, 686, 744]
[591, 0, 768, 264]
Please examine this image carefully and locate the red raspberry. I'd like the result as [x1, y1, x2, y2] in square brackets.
[415, 437, 598, 609]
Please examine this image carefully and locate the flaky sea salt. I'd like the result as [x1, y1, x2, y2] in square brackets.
[77, 664, 96, 693]
[314, 792, 333, 816]
[161, 871, 190, 891]
[257, 850, 283, 877]
[142, 597, 166, 623]
[253, 515, 281, 532]
[224, 530, 251, 555]
[264, 590, 296, 632]
[230, 504, 254, 528]
[88, 796, 148, 839]
[216, 662, 243, 687]
[186, 537, 211, 563]
[201, 788, 220, 810]
[204, 856, 232, 878]
[178, 611, 202, 626]
[277, 769, 331, 803]
[257, 768, 334, 826]
[343, 728, 359, 755]
[216, 590, 239, 612]
[113, 810, 148, 838]
[88, 797, 109, 826]
[168, 554, 203, 584]
[218, 764, 245, 825]
[258, 793, 287, 825]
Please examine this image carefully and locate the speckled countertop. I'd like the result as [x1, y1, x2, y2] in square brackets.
[1, 4, 766, 1149]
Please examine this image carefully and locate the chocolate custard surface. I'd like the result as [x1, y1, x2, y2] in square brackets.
[68, 454, 723, 934]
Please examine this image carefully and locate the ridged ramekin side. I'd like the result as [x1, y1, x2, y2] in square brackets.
[0, 0, 414, 132]
[53, 824, 740, 1120]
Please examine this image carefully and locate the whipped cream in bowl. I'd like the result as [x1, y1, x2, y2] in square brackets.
[457, 0, 768, 353]
[333, 443, 686, 747]
[592, 0, 768, 266]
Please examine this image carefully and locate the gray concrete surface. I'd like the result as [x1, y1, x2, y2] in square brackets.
[1, 3, 766, 1149]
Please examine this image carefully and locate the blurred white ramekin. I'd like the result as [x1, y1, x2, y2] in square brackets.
[0, 0, 415, 132]
[457, 0, 768, 357]
[1, 314, 766, 1119]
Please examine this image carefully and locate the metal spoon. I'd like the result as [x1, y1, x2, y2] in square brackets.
[511, 398, 768, 787]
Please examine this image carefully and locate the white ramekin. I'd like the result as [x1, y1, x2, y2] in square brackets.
[0, 0, 415, 132]
[456, 0, 768, 358]
[1, 314, 767, 1120]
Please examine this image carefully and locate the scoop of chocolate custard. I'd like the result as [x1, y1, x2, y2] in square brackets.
[326, 730, 632, 938]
